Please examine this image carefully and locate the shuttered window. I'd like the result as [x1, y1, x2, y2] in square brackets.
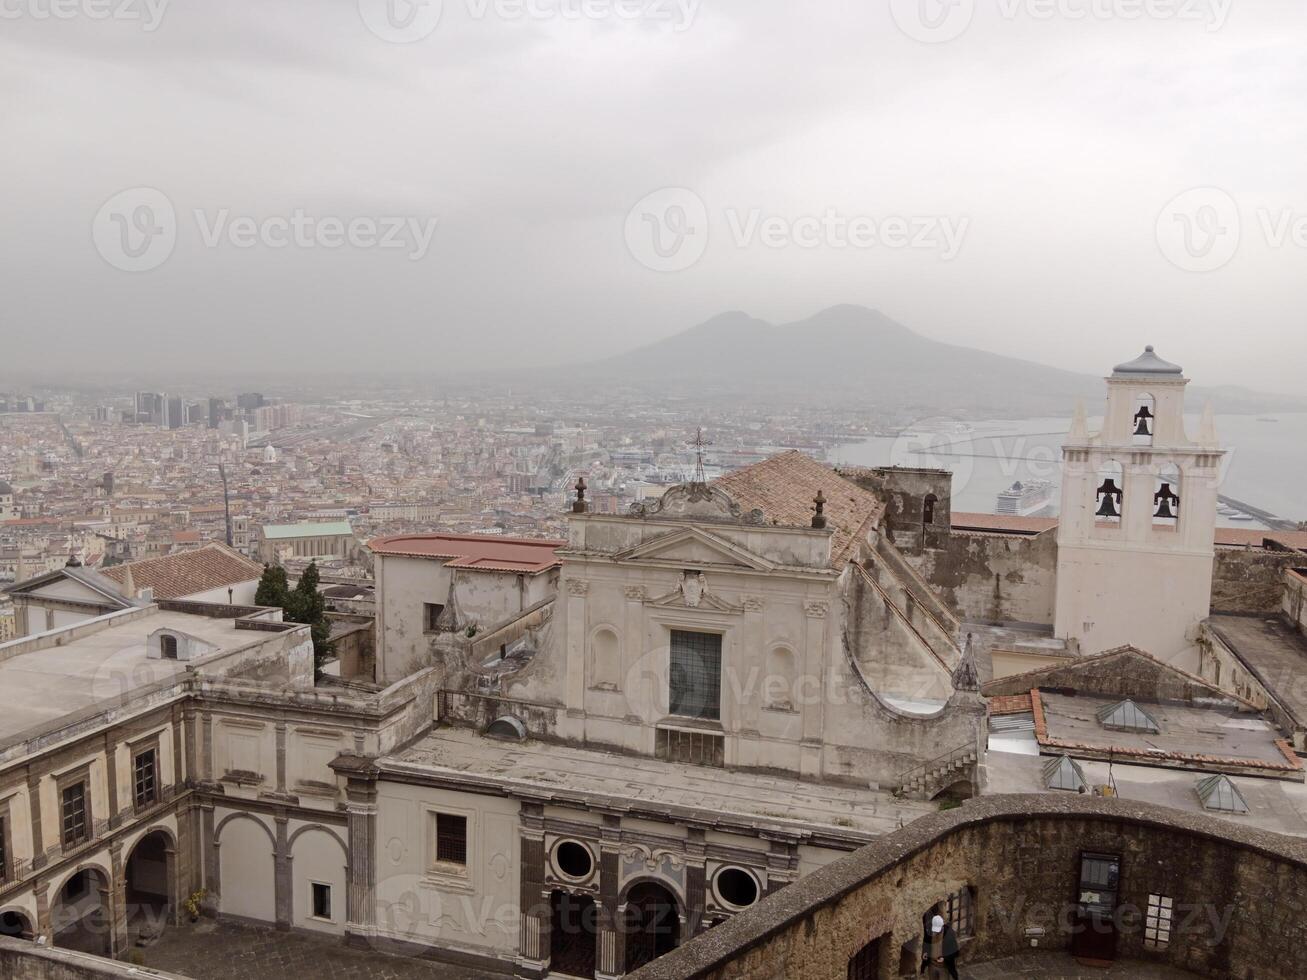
[435, 813, 467, 866]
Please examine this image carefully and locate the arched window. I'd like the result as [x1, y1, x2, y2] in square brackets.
[1095, 461, 1124, 526]
[1132, 394, 1156, 446]
[160, 634, 179, 660]
[1154, 463, 1181, 529]
[923, 494, 938, 525]
[588, 627, 621, 691]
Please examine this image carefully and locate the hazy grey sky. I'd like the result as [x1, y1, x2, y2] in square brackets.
[2, 0, 1305, 391]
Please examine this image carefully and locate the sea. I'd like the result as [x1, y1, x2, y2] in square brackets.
[831, 413, 1307, 529]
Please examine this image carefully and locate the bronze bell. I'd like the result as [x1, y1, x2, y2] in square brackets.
[1154, 483, 1179, 520]
[1133, 406, 1153, 438]
[1095, 478, 1121, 519]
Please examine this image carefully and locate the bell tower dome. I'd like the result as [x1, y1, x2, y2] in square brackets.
[1053, 347, 1223, 666]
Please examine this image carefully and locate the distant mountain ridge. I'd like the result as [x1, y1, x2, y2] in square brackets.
[588, 305, 1302, 417]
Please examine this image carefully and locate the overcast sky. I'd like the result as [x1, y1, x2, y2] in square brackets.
[1, 0, 1305, 392]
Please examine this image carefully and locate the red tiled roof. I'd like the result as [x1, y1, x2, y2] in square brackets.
[1215, 528, 1307, 549]
[714, 451, 884, 565]
[988, 693, 1034, 715]
[100, 542, 263, 600]
[368, 533, 565, 573]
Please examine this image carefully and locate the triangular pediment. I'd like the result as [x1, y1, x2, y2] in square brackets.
[613, 526, 775, 572]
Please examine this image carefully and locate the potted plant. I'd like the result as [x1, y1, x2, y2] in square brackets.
[183, 889, 207, 923]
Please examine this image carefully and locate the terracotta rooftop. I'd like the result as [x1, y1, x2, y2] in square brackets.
[714, 451, 883, 565]
[368, 533, 565, 573]
[100, 543, 263, 600]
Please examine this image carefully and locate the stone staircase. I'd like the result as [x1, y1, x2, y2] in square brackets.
[895, 741, 979, 800]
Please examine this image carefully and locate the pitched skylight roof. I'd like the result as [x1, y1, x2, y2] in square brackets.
[1196, 774, 1249, 814]
[1096, 698, 1160, 734]
[1042, 754, 1088, 793]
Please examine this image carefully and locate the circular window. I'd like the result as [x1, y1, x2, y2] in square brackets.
[715, 867, 759, 909]
[554, 840, 594, 881]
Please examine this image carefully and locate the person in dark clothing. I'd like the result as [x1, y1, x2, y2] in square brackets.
[920, 913, 960, 979]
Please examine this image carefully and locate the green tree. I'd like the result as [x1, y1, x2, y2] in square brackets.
[287, 561, 331, 678]
[254, 563, 289, 608]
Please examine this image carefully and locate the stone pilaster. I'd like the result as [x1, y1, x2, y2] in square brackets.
[201, 802, 219, 908]
[33, 877, 51, 943]
[105, 732, 120, 828]
[344, 779, 377, 944]
[183, 704, 198, 787]
[764, 837, 799, 895]
[515, 802, 549, 979]
[274, 813, 291, 930]
[685, 827, 708, 937]
[109, 839, 128, 957]
[26, 771, 44, 869]
[171, 704, 185, 794]
[201, 711, 214, 783]
[275, 722, 288, 795]
[596, 814, 622, 980]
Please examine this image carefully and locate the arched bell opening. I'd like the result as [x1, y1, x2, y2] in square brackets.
[1094, 461, 1124, 527]
[1132, 393, 1156, 446]
[1153, 463, 1182, 530]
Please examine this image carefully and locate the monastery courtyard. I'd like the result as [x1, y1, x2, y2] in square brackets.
[137, 919, 499, 980]
[133, 920, 1198, 980]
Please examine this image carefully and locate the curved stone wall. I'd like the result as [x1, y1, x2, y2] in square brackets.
[629, 795, 1307, 980]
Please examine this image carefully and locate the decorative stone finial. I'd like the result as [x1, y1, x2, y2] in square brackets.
[951, 633, 980, 693]
[812, 490, 828, 529]
[572, 477, 588, 514]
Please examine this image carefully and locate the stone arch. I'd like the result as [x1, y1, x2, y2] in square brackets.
[0, 906, 35, 940]
[588, 624, 622, 691]
[51, 863, 112, 956]
[126, 826, 178, 937]
[621, 877, 684, 973]
[213, 810, 276, 849]
[923, 493, 939, 525]
[215, 812, 276, 925]
[288, 824, 349, 934]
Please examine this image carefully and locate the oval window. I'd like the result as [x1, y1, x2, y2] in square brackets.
[715, 867, 759, 909]
[555, 840, 594, 880]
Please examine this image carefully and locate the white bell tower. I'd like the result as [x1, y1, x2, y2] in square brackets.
[1053, 347, 1223, 666]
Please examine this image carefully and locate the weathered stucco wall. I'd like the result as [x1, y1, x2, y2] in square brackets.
[0, 936, 191, 979]
[916, 531, 1058, 627]
[629, 796, 1307, 980]
[1212, 547, 1303, 614]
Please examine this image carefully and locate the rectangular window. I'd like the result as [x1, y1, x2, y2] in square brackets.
[133, 748, 158, 810]
[424, 603, 445, 632]
[944, 887, 974, 938]
[61, 782, 88, 849]
[311, 882, 332, 920]
[668, 630, 722, 721]
[1145, 894, 1173, 950]
[435, 813, 467, 866]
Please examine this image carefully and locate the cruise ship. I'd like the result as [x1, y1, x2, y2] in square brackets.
[995, 479, 1056, 517]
